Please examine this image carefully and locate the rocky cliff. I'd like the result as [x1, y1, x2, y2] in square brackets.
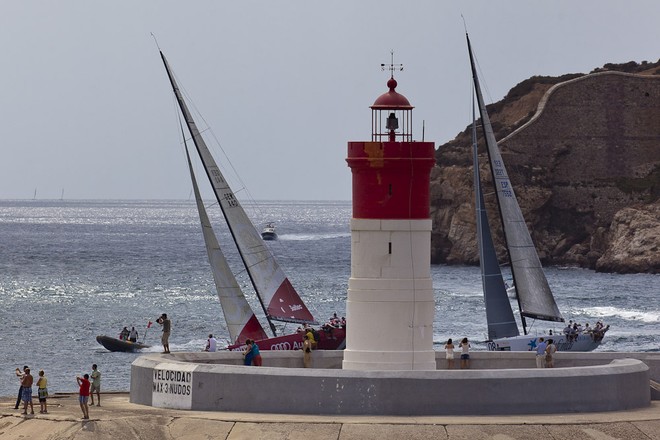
[430, 62, 660, 274]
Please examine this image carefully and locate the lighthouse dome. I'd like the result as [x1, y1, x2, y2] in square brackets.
[370, 78, 413, 110]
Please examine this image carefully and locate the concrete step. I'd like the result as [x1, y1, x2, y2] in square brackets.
[651, 380, 660, 400]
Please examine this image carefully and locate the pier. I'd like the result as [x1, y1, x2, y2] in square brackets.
[130, 351, 658, 415]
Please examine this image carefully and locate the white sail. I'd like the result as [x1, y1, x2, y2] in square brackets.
[160, 51, 316, 329]
[184, 141, 269, 344]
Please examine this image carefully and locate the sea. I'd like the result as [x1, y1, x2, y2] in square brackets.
[0, 199, 658, 397]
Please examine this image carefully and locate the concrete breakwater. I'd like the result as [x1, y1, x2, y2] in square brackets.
[131, 351, 657, 416]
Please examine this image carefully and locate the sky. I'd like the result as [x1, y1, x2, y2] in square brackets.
[1, 1, 659, 201]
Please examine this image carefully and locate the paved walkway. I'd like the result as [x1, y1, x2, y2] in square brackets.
[1, 393, 659, 439]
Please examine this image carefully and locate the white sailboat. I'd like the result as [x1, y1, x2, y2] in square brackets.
[467, 33, 607, 352]
[160, 51, 346, 350]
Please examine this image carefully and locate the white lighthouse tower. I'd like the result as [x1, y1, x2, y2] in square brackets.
[343, 61, 436, 371]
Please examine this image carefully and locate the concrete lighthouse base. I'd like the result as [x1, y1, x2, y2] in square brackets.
[341, 277, 436, 370]
[342, 218, 436, 371]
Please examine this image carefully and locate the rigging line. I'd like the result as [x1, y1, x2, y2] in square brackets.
[468, 37, 496, 109]
[180, 103, 272, 249]
[171, 66, 270, 226]
[177, 80, 249, 193]
[166, 66, 244, 198]
[203, 126, 270, 223]
[172, 94, 199, 202]
[174, 97, 219, 211]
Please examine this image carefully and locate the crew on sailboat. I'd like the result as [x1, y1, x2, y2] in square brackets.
[562, 320, 609, 342]
[321, 313, 345, 339]
[591, 321, 609, 341]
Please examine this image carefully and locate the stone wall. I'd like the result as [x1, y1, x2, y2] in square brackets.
[430, 72, 660, 273]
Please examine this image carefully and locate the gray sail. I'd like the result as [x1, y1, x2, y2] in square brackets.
[184, 140, 269, 344]
[467, 34, 563, 324]
[160, 51, 316, 330]
[472, 104, 520, 339]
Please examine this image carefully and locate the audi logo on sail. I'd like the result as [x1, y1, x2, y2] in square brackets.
[270, 342, 292, 350]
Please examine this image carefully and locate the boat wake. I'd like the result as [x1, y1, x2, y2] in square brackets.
[576, 306, 660, 323]
[278, 233, 351, 241]
[140, 339, 209, 353]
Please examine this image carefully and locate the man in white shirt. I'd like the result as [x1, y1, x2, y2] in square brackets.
[128, 327, 138, 343]
[205, 334, 217, 352]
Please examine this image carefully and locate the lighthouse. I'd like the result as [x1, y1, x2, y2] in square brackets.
[343, 60, 436, 371]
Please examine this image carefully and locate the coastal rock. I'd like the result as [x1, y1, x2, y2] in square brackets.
[430, 63, 660, 274]
[595, 203, 660, 273]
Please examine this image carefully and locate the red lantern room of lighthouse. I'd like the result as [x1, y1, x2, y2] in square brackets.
[343, 61, 437, 371]
[349, 73, 436, 219]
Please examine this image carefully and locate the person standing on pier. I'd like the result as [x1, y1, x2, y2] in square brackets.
[205, 334, 217, 352]
[90, 364, 101, 406]
[157, 313, 171, 354]
[545, 339, 557, 368]
[444, 338, 455, 369]
[14, 366, 28, 410]
[76, 374, 91, 419]
[459, 338, 471, 369]
[243, 339, 254, 365]
[303, 334, 313, 368]
[20, 367, 34, 415]
[250, 340, 262, 366]
[36, 369, 48, 414]
[535, 338, 547, 368]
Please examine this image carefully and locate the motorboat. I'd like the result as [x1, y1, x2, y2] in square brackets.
[261, 223, 278, 240]
[96, 335, 150, 353]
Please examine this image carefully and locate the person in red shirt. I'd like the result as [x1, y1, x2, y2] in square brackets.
[76, 374, 91, 419]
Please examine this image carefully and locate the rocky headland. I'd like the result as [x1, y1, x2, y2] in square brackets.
[430, 61, 660, 274]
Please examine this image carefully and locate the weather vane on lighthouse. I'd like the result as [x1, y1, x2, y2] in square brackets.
[380, 50, 403, 78]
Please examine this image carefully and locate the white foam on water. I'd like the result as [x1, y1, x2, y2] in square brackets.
[278, 232, 351, 241]
[577, 306, 660, 323]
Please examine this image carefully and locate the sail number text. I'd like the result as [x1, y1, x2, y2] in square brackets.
[499, 181, 513, 198]
[223, 193, 239, 207]
[494, 160, 513, 198]
[210, 169, 225, 185]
